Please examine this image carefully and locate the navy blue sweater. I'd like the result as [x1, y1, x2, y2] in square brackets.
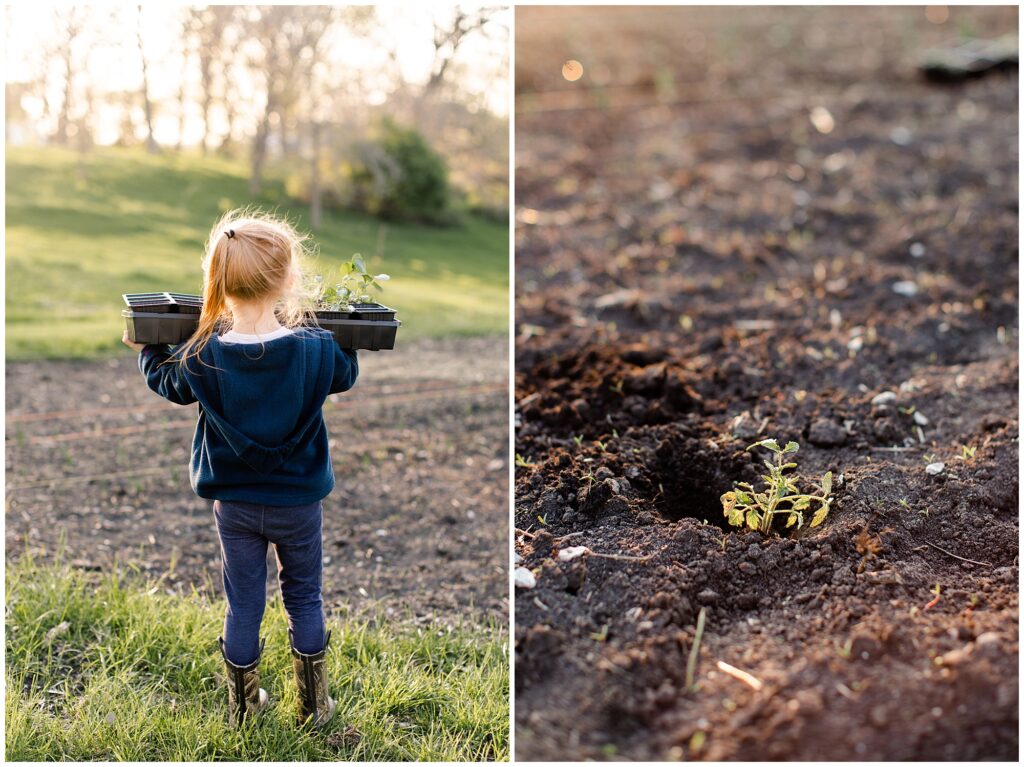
[138, 328, 358, 505]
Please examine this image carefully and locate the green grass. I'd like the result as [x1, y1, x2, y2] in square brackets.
[5, 145, 509, 359]
[5, 552, 509, 761]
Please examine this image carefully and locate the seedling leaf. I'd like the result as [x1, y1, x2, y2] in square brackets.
[723, 439, 836, 535]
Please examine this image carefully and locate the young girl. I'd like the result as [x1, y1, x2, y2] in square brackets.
[122, 210, 358, 728]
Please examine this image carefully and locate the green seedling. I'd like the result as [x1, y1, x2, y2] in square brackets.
[314, 253, 390, 312]
[721, 439, 833, 534]
[958, 445, 977, 461]
[836, 637, 854, 660]
[572, 435, 584, 447]
[536, 514, 546, 526]
[595, 440, 607, 452]
[609, 380, 625, 396]
[514, 454, 535, 468]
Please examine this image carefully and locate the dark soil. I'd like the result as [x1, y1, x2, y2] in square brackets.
[6, 336, 508, 628]
[514, 6, 1018, 761]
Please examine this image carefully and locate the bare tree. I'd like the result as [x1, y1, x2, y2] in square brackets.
[245, 5, 345, 195]
[52, 7, 86, 145]
[425, 7, 503, 95]
[184, 5, 238, 155]
[136, 5, 158, 152]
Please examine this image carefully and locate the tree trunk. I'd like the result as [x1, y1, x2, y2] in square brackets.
[249, 113, 270, 196]
[309, 120, 322, 231]
[175, 77, 186, 152]
[56, 46, 73, 145]
[136, 6, 158, 153]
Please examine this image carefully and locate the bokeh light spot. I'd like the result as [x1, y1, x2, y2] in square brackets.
[925, 6, 949, 24]
[562, 60, 584, 82]
[809, 106, 835, 134]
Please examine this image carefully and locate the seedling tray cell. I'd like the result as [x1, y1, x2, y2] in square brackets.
[123, 292, 203, 314]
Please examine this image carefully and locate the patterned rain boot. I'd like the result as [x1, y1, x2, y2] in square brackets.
[218, 636, 269, 727]
[291, 629, 337, 727]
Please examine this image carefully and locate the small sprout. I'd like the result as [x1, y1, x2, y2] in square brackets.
[898, 498, 910, 510]
[595, 440, 607, 452]
[572, 435, 584, 447]
[612, 428, 619, 439]
[836, 637, 853, 660]
[684, 607, 706, 693]
[924, 583, 941, 610]
[590, 624, 610, 642]
[720, 439, 833, 534]
[609, 380, 624, 396]
[536, 514, 546, 526]
[688, 731, 706, 754]
[959, 445, 977, 461]
[515, 453, 535, 468]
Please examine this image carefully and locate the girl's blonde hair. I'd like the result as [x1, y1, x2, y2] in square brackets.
[175, 208, 316, 370]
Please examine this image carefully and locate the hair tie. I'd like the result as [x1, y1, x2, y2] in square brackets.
[225, 229, 235, 239]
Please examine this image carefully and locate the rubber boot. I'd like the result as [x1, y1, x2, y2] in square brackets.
[218, 636, 269, 727]
[291, 629, 337, 727]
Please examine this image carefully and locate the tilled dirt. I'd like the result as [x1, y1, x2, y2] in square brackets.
[6, 336, 509, 628]
[514, 6, 1018, 761]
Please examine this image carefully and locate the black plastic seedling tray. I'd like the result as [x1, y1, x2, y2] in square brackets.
[312, 317, 401, 351]
[122, 310, 200, 344]
[122, 293, 400, 350]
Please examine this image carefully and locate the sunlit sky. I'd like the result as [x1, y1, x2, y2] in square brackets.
[5, 3, 509, 145]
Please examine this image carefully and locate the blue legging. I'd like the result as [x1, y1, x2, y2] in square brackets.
[213, 499, 327, 665]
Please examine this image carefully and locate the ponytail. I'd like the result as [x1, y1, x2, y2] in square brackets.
[167, 207, 317, 372]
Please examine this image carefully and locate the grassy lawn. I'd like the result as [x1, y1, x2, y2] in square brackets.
[5, 552, 509, 761]
[5, 145, 509, 359]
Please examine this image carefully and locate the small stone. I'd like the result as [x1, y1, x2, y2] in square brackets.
[913, 411, 929, 426]
[937, 646, 972, 666]
[696, 589, 720, 605]
[735, 593, 758, 609]
[891, 127, 913, 146]
[808, 418, 847, 447]
[909, 242, 926, 258]
[849, 633, 881, 661]
[514, 567, 537, 589]
[558, 546, 588, 562]
[926, 462, 945, 476]
[731, 411, 760, 440]
[738, 562, 757, 575]
[891, 281, 919, 297]
[974, 632, 1002, 659]
[871, 391, 898, 406]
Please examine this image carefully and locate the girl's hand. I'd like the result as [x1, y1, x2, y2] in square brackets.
[122, 330, 146, 352]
